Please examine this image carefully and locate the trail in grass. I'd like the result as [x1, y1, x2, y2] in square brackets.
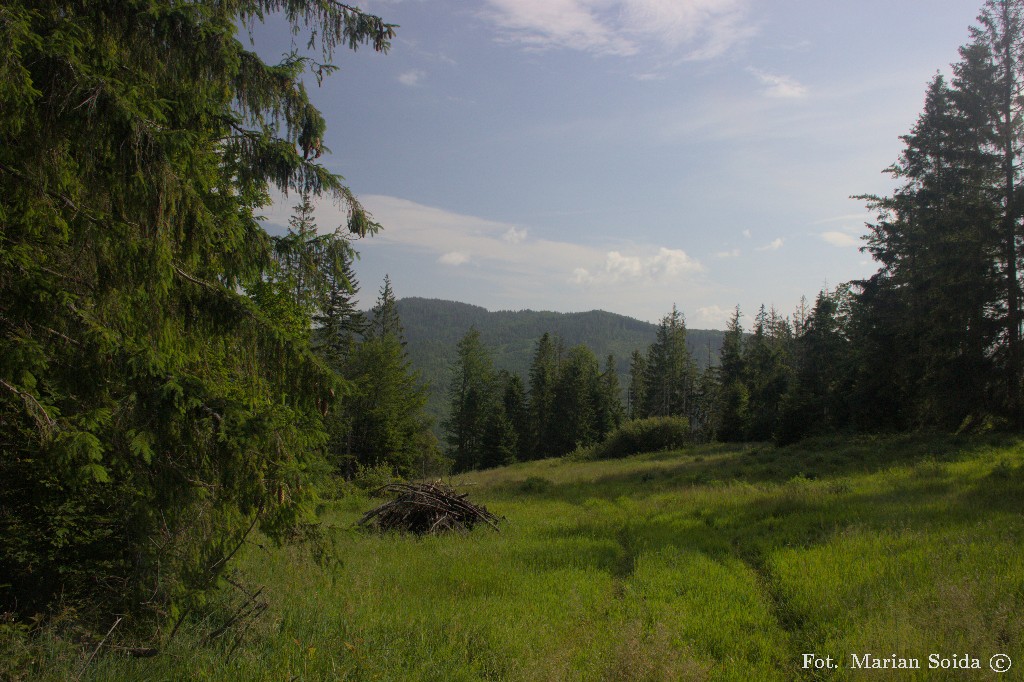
[737, 549, 806, 677]
[610, 525, 638, 599]
[37, 435, 1024, 681]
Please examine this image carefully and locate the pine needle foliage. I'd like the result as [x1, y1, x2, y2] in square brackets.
[0, 0, 394, 624]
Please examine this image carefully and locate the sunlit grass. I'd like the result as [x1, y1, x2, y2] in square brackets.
[26, 434, 1024, 680]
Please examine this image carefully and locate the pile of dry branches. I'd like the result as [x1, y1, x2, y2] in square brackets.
[358, 482, 501, 534]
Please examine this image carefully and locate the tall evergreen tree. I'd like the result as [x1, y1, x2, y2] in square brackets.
[594, 354, 624, 440]
[481, 408, 518, 470]
[970, 0, 1024, 418]
[777, 288, 853, 442]
[369, 274, 405, 342]
[314, 235, 365, 369]
[527, 332, 561, 458]
[716, 306, 749, 441]
[443, 328, 496, 471]
[627, 349, 648, 420]
[550, 345, 601, 455]
[857, 69, 1000, 426]
[315, 257, 365, 368]
[690, 365, 721, 441]
[744, 306, 792, 440]
[499, 371, 531, 462]
[0, 0, 394, 620]
[343, 280, 431, 477]
[643, 305, 696, 419]
[251, 191, 365, 349]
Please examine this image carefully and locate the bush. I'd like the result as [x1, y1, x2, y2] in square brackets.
[581, 416, 691, 460]
[516, 476, 554, 494]
[351, 462, 402, 493]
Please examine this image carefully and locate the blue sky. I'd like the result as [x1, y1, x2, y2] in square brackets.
[256, 0, 982, 328]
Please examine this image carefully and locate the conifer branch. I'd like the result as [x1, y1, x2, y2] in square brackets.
[0, 378, 58, 440]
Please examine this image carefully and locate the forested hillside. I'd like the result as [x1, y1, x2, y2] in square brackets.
[392, 297, 726, 424]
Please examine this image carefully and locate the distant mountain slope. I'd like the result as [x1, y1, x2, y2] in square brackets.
[393, 298, 726, 428]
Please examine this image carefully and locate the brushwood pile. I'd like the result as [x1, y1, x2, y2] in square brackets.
[358, 482, 501, 534]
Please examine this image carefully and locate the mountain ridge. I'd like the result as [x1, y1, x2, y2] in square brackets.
[392, 297, 727, 427]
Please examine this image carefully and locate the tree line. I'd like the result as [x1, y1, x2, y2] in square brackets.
[443, 0, 1024, 466]
[441, 296, 826, 470]
[703, 0, 1024, 439]
[443, 330, 623, 468]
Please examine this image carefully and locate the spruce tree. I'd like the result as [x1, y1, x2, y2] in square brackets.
[594, 354, 624, 440]
[369, 274, 405, 342]
[314, 243, 365, 371]
[716, 306, 749, 441]
[627, 349, 648, 420]
[527, 332, 561, 458]
[643, 305, 696, 419]
[550, 345, 601, 455]
[0, 0, 395, 620]
[499, 371, 531, 463]
[342, 280, 431, 477]
[971, 0, 1024, 418]
[443, 328, 496, 471]
[744, 306, 791, 440]
[857, 70, 1000, 426]
[777, 288, 853, 442]
[481, 406, 518, 469]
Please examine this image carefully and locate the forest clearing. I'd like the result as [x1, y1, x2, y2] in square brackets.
[20, 435, 1022, 681]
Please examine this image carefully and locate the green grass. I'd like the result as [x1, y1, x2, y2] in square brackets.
[19, 434, 1024, 680]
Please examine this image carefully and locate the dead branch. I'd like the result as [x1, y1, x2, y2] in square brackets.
[357, 482, 501, 535]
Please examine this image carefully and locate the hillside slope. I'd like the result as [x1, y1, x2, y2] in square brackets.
[394, 298, 726, 426]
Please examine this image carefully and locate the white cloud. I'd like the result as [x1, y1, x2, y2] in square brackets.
[482, 0, 635, 55]
[756, 238, 783, 251]
[716, 248, 740, 258]
[694, 304, 733, 329]
[814, 212, 873, 225]
[480, 0, 754, 59]
[571, 247, 703, 286]
[503, 226, 528, 244]
[820, 231, 860, 247]
[742, 229, 752, 239]
[571, 267, 591, 284]
[398, 69, 426, 86]
[749, 69, 808, 99]
[258, 193, 711, 324]
[439, 251, 470, 265]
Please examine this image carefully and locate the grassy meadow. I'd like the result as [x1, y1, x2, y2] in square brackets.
[24, 435, 1024, 680]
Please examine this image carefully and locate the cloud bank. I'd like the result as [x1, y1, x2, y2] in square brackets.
[572, 248, 702, 286]
[259, 193, 713, 324]
[481, 0, 755, 59]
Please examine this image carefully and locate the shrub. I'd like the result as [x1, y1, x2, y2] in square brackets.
[351, 462, 403, 493]
[517, 476, 554, 494]
[582, 416, 691, 460]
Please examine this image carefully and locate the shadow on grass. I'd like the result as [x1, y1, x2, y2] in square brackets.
[489, 433, 1023, 506]
[502, 434, 1024, 583]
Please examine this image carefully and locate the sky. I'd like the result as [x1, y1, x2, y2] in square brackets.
[254, 0, 984, 328]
